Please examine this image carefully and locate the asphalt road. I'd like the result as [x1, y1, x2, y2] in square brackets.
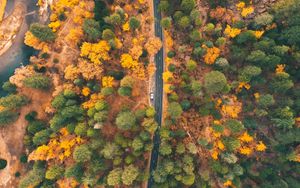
[148, 0, 164, 187]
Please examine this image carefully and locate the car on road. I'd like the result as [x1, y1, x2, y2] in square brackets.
[150, 92, 154, 100]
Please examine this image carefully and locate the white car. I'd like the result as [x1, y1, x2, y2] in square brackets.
[150, 92, 154, 100]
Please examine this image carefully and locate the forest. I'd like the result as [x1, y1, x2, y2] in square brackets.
[0, 0, 299, 187]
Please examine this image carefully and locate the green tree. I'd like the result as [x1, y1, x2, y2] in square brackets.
[146, 107, 156, 118]
[64, 163, 84, 180]
[189, 29, 201, 42]
[102, 29, 115, 41]
[254, 13, 274, 27]
[186, 60, 197, 71]
[18, 167, 45, 188]
[142, 118, 158, 134]
[271, 106, 295, 129]
[257, 94, 275, 108]
[73, 144, 92, 162]
[116, 111, 136, 130]
[204, 71, 228, 94]
[238, 65, 262, 82]
[107, 168, 123, 186]
[246, 50, 268, 65]
[27, 120, 47, 135]
[182, 174, 195, 186]
[160, 17, 172, 29]
[45, 165, 64, 180]
[0, 94, 28, 109]
[120, 76, 135, 88]
[23, 74, 51, 90]
[236, 30, 256, 44]
[181, 0, 196, 13]
[2, 81, 16, 93]
[29, 23, 56, 42]
[215, 57, 229, 67]
[32, 129, 51, 146]
[83, 19, 101, 42]
[129, 17, 140, 30]
[178, 16, 191, 29]
[225, 119, 245, 133]
[132, 137, 144, 151]
[0, 110, 18, 126]
[158, 1, 170, 12]
[122, 165, 139, 186]
[118, 87, 132, 96]
[101, 142, 120, 159]
[270, 72, 294, 93]
[167, 102, 183, 119]
[105, 13, 122, 26]
[74, 123, 87, 136]
[159, 142, 172, 156]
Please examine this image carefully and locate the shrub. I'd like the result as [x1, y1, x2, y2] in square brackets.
[0, 158, 7, 170]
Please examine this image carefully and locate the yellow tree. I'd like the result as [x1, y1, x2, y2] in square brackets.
[24, 31, 49, 52]
[203, 45, 220, 65]
[130, 45, 143, 60]
[78, 60, 103, 80]
[102, 76, 114, 88]
[66, 28, 84, 47]
[80, 41, 111, 64]
[120, 53, 138, 69]
[144, 37, 162, 56]
[64, 65, 79, 81]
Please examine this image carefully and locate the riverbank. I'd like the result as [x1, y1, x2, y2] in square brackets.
[0, 0, 38, 96]
[0, 0, 7, 21]
[0, 2, 25, 56]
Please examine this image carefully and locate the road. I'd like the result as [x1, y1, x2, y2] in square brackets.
[148, 0, 164, 187]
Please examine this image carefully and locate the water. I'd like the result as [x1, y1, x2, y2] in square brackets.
[0, 0, 38, 95]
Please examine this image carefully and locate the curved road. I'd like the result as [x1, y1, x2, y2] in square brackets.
[148, 0, 164, 187]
